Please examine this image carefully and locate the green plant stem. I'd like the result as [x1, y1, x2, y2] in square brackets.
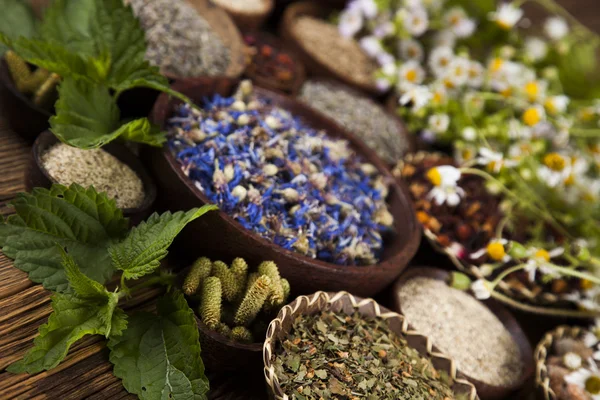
[490, 264, 527, 287]
[490, 290, 600, 318]
[569, 128, 600, 138]
[548, 264, 600, 285]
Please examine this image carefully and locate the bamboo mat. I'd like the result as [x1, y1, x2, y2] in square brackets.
[0, 120, 267, 399]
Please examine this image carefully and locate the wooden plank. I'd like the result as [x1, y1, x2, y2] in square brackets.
[0, 253, 33, 299]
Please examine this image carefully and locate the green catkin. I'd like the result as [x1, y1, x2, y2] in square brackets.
[22, 68, 50, 93]
[212, 260, 242, 302]
[281, 278, 291, 302]
[230, 257, 248, 284]
[216, 322, 232, 338]
[183, 257, 212, 296]
[5, 51, 33, 93]
[231, 326, 254, 343]
[245, 272, 259, 291]
[199, 277, 222, 330]
[258, 261, 285, 307]
[33, 73, 60, 107]
[234, 275, 272, 327]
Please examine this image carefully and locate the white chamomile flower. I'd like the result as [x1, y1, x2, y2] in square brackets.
[428, 46, 454, 77]
[471, 239, 511, 263]
[339, 9, 363, 38]
[523, 79, 548, 103]
[443, 57, 470, 88]
[444, 7, 476, 38]
[471, 279, 492, 300]
[462, 126, 477, 141]
[434, 29, 456, 48]
[524, 37, 548, 62]
[373, 21, 395, 38]
[426, 165, 464, 206]
[355, 0, 378, 19]
[584, 328, 600, 348]
[524, 247, 564, 282]
[522, 105, 546, 127]
[399, 39, 424, 61]
[359, 36, 384, 57]
[377, 51, 395, 66]
[507, 119, 532, 140]
[544, 16, 569, 41]
[397, 60, 425, 90]
[545, 95, 570, 115]
[476, 147, 517, 173]
[381, 62, 397, 76]
[430, 84, 447, 106]
[399, 85, 432, 111]
[489, 3, 523, 30]
[428, 113, 450, 134]
[467, 61, 485, 88]
[537, 152, 570, 187]
[403, 6, 429, 37]
[565, 364, 600, 399]
[564, 352, 583, 370]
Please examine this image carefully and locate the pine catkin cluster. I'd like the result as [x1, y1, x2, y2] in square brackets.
[183, 257, 290, 343]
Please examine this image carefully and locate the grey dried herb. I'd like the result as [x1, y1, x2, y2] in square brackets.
[273, 310, 468, 400]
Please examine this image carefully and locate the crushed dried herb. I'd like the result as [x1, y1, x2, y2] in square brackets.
[273, 310, 468, 400]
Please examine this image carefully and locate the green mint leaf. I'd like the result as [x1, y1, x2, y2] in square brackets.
[109, 206, 218, 280]
[0, 184, 129, 292]
[108, 290, 209, 400]
[7, 292, 127, 374]
[0, 0, 37, 56]
[50, 78, 165, 149]
[39, 0, 96, 55]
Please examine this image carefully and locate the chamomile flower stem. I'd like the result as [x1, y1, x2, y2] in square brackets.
[569, 128, 600, 138]
[547, 264, 600, 285]
[490, 290, 600, 318]
[490, 264, 528, 288]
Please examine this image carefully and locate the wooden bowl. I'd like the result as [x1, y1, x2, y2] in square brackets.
[534, 325, 586, 400]
[263, 291, 480, 400]
[279, 1, 381, 96]
[146, 77, 421, 298]
[0, 59, 52, 141]
[163, 0, 246, 80]
[392, 267, 535, 400]
[213, 0, 274, 32]
[28, 130, 157, 226]
[242, 31, 306, 96]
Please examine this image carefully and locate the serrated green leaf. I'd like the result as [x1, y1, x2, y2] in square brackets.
[7, 292, 127, 374]
[39, 0, 96, 54]
[0, 184, 128, 292]
[109, 206, 218, 280]
[108, 290, 209, 400]
[60, 247, 109, 300]
[50, 78, 165, 149]
[0, 0, 37, 56]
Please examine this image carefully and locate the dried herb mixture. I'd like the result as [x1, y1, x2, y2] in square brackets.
[274, 310, 466, 400]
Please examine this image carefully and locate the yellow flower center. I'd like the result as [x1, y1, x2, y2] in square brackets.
[543, 153, 566, 171]
[426, 168, 442, 186]
[433, 91, 444, 104]
[468, 67, 479, 79]
[544, 98, 557, 115]
[408, 48, 418, 58]
[564, 174, 575, 186]
[449, 15, 461, 26]
[534, 249, 551, 262]
[524, 81, 539, 101]
[581, 279, 595, 291]
[523, 107, 541, 126]
[586, 376, 600, 395]
[487, 242, 506, 261]
[462, 149, 474, 160]
[490, 58, 504, 73]
[487, 160, 501, 172]
[406, 69, 418, 82]
[580, 107, 595, 122]
[444, 78, 455, 89]
[500, 87, 512, 98]
[440, 57, 450, 67]
[497, 20, 512, 30]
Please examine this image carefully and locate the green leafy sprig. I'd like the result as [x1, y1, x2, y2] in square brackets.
[0, 0, 191, 149]
[0, 184, 217, 400]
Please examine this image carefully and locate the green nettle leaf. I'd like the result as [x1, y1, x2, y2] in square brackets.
[60, 247, 110, 300]
[108, 290, 209, 400]
[0, 184, 129, 292]
[0, 0, 37, 56]
[39, 0, 96, 55]
[109, 206, 218, 280]
[7, 292, 127, 374]
[50, 78, 165, 149]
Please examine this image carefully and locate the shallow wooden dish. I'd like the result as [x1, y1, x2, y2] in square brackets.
[214, 0, 274, 32]
[28, 130, 157, 226]
[392, 267, 534, 400]
[534, 325, 585, 400]
[243, 31, 306, 96]
[279, 1, 381, 96]
[164, 0, 246, 80]
[0, 59, 52, 141]
[263, 291, 479, 400]
[146, 77, 421, 297]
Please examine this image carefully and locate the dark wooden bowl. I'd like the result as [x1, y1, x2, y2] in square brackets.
[242, 31, 306, 96]
[163, 0, 246, 81]
[146, 77, 421, 298]
[0, 59, 52, 141]
[28, 130, 157, 226]
[215, 0, 274, 32]
[279, 1, 381, 96]
[392, 267, 535, 400]
[263, 291, 480, 400]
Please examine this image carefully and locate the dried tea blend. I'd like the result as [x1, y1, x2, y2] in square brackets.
[273, 310, 468, 400]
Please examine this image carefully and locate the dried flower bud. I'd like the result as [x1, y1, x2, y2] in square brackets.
[234, 275, 272, 326]
[188, 129, 207, 142]
[232, 185, 247, 201]
[309, 172, 327, 190]
[223, 164, 235, 182]
[265, 115, 281, 129]
[231, 100, 246, 111]
[360, 163, 378, 176]
[247, 100, 261, 110]
[200, 277, 222, 330]
[263, 164, 279, 176]
[374, 207, 394, 227]
[281, 188, 299, 202]
[239, 80, 253, 98]
[237, 114, 251, 125]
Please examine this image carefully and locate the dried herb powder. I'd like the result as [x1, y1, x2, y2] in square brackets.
[128, 0, 230, 78]
[300, 80, 408, 164]
[398, 277, 523, 387]
[292, 16, 378, 87]
[42, 143, 145, 209]
[273, 310, 465, 400]
[167, 82, 394, 266]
